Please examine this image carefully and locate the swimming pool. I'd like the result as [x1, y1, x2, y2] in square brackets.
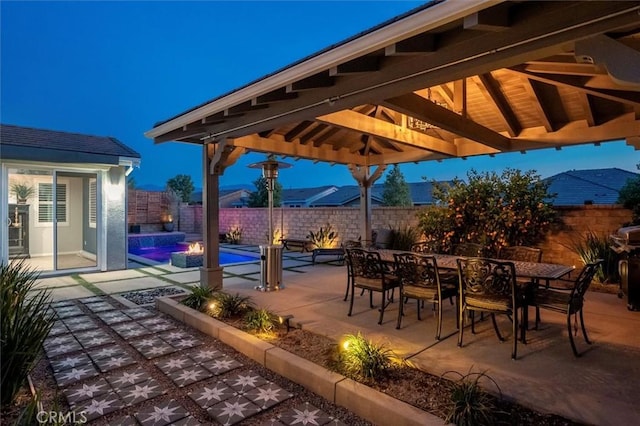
[128, 244, 257, 264]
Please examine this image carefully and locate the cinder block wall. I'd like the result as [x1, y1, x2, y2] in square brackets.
[129, 190, 633, 268]
[539, 205, 632, 267]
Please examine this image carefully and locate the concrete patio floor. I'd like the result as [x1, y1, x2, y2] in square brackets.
[38, 245, 640, 425]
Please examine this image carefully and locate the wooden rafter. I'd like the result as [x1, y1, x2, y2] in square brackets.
[381, 93, 511, 152]
[474, 73, 521, 136]
[231, 134, 367, 165]
[315, 109, 458, 156]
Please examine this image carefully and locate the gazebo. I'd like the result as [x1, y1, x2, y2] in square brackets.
[146, 0, 640, 289]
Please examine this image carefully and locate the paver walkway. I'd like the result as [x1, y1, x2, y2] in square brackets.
[45, 295, 355, 425]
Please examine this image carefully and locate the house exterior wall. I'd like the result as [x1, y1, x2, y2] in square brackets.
[105, 166, 128, 271]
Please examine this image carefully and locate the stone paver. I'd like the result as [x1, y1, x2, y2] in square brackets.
[38, 265, 377, 426]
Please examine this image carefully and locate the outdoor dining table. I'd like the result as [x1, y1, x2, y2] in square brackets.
[376, 249, 575, 281]
[376, 249, 575, 342]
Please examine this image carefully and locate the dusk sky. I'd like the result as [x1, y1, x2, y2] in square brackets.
[2, 1, 638, 191]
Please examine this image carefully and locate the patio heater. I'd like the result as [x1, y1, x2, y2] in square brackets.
[248, 156, 291, 291]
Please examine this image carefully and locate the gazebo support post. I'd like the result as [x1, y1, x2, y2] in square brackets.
[200, 140, 244, 290]
[349, 164, 386, 246]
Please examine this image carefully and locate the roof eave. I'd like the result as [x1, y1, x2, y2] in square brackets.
[144, 0, 502, 140]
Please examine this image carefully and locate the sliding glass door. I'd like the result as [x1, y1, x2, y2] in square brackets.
[5, 166, 99, 274]
[55, 171, 98, 270]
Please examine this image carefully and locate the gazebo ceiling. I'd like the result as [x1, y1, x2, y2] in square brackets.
[146, 0, 640, 167]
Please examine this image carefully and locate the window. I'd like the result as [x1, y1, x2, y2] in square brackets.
[89, 179, 97, 228]
[38, 183, 67, 223]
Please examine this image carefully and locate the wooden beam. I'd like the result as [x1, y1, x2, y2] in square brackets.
[284, 121, 314, 142]
[382, 93, 512, 152]
[385, 33, 436, 56]
[154, 127, 209, 144]
[520, 77, 554, 132]
[311, 127, 341, 146]
[252, 88, 298, 105]
[231, 134, 367, 165]
[286, 72, 335, 92]
[299, 123, 329, 145]
[463, 4, 510, 32]
[316, 109, 458, 156]
[514, 114, 640, 146]
[509, 67, 640, 107]
[577, 92, 596, 127]
[474, 74, 521, 136]
[522, 61, 607, 77]
[329, 56, 380, 76]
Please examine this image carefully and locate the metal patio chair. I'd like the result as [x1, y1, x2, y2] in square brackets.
[394, 252, 458, 340]
[346, 248, 399, 325]
[532, 260, 603, 357]
[457, 257, 522, 359]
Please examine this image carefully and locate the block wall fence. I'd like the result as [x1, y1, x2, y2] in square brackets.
[128, 191, 632, 269]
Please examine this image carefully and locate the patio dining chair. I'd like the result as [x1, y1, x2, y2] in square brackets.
[410, 241, 440, 254]
[394, 252, 458, 340]
[531, 260, 603, 357]
[342, 240, 365, 301]
[457, 257, 522, 359]
[346, 248, 400, 325]
[499, 245, 543, 331]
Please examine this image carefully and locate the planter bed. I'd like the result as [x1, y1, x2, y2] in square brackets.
[157, 296, 441, 426]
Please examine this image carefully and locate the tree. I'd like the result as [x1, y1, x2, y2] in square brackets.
[382, 165, 412, 206]
[618, 162, 640, 224]
[247, 176, 283, 207]
[166, 174, 194, 203]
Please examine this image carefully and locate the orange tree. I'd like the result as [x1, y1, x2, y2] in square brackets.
[417, 169, 557, 256]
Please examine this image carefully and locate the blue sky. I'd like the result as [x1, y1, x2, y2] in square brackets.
[2, 1, 638, 190]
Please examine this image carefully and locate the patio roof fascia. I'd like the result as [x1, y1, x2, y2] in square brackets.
[144, 0, 501, 141]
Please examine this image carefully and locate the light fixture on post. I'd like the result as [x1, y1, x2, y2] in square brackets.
[248, 155, 291, 292]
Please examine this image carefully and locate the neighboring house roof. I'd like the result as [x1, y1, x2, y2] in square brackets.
[311, 185, 384, 207]
[544, 168, 639, 206]
[310, 181, 451, 207]
[0, 124, 140, 165]
[281, 185, 338, 206]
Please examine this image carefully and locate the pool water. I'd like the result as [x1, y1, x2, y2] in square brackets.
[129, 244, 256, 264]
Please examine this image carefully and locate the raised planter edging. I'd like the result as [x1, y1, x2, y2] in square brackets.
[156, 296, 445, 426]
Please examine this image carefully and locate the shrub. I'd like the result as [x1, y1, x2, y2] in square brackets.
[418, 169, 557, 256]
[244, 308, 277, 333]
[307, 223, 338, 249]
[1, 260, 54, 406]
[338, 332, 394, 380]
[181, 285, 214, 311]
[226, 227, 243, 244]
[209, 292, 253, 319]
[443, 369, 502, 426]
[565, 231, 620, 283]
[618, 162, 640, 225]
[389, 224, 420, 251]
